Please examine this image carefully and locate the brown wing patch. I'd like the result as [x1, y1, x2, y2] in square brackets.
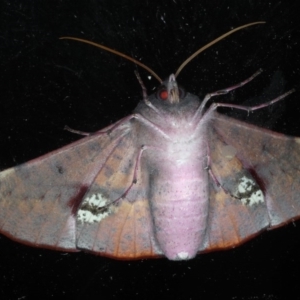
[75, 135, 161, 259]
[209, 126, 265, 206]
[211, 112, 300, 226]
[76, 197, 161, 259]
[201, 112, 300, 253]
[91, 129, 138, 198]
[0, 122, 131, 251]
[201, 126, 269, 251]
[201, 185, 268, 251]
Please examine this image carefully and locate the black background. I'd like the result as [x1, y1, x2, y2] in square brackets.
[1, 1, 300, 299]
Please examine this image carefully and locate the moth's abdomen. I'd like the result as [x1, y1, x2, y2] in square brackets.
[149, 161, 209, 260]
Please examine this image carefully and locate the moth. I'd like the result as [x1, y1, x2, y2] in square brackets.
[0, 22, 298, 261]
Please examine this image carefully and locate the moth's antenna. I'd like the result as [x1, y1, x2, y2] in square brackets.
[60, 22, 265, 84]
[175, 21, 266, 78]
[59, 37, 163, 83]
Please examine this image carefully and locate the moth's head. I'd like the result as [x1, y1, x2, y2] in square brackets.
[134, 73, 199, 118]
[155, 74, 186, 105]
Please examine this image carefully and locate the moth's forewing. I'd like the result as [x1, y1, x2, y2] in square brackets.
[75, 128, 161, 259]
[201, 112, 300, 252]
[0, 122, 131, 251]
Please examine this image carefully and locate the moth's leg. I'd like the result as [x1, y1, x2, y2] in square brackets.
[205, 152, 220, 188]
[205, 143, 225, 190]
[64, 115, 138, 137]
[205, 139, 257, 199]
[135, 70, 163, 116]
[114, 145, 147, 202]
[192, 69, 263, 122]
[206, 88, 295, 116]
[112, 145, 161, 203]
[208, 166, 236, 196]
[64, 125, 91, 136]
[62, 112, 170, 142]
[102, 113, 172, 141]
[65, 112, 171, 141]
[208, 167, 235, 196]
[135, 70, 148, 101]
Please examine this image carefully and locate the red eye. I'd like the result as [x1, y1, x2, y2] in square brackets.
[158, 89, 168, 100]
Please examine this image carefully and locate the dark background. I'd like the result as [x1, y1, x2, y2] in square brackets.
[1, 1, 300, 299]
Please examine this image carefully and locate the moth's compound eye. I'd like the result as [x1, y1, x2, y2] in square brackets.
[156, 87, 186, 101]
[157, 88, 168, 101]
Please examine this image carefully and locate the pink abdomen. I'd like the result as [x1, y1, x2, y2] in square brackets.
[149, 160, 209, 260]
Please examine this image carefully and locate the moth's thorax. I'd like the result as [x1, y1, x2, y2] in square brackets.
[134, 91, 205, 146]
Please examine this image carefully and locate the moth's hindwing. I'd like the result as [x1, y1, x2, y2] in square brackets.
[201, 112, 300, 252]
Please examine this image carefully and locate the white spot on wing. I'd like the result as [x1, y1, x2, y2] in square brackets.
[77, 193, 113, 224]
[85, 193, 107, 207]
[237, 176, 264, 206]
